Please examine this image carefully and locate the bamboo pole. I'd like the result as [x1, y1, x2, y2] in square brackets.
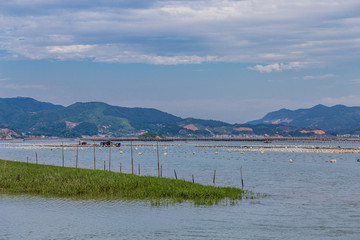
[109, 145, 111, 171]
[76, 145, 78, 168]
[157, 141, 160, 177]
[213, 170, 216, 185]
[192, 174, 194, 183]
[174, 169, 177, 179]
[93, 138, 96, 170]
[240, 166, 244, 189]
[131, 141, 134, 174]
[62, 142, 64, 167]
[119, 145, 122, 173]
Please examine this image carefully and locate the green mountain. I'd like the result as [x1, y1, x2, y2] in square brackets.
[0, 97, 336, 138]
[16, 101, 182, 137]
[0, 97, 64, 112]
[248, 104, 360, 134]
[0, 97, 64, 132]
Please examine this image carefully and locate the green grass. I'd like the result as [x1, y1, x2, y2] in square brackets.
[0, 159, 253, 205]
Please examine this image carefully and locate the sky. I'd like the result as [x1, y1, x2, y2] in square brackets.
[0, 0, 360, 123]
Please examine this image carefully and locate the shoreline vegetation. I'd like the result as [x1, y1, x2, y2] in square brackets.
[0, 159, 253, 205]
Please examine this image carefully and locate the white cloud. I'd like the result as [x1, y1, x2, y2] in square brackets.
[6, 43, 218, 64]
[46, 44, 94, 54]
[303, 74, 336, 80]
[95, 54, 218, 65]
[248, 62, 304, 73]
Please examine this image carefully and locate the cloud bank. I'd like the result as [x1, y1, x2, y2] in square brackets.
[1, 0, 360, 66]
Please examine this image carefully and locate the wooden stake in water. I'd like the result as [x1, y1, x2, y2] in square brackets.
[93, 138, 96, 170]
[131, 141, 134, 174]
[76, 145, 78, 168]
[104, 160, 106, 171]
[213, 170, 216, 185]
[109, 145, 111, 171]
[157, 141, 160, 177]
[240, 166, 244, 189]
[120, 162, 122, 173]
[62, 143, 64, 167]
[161, 165, 162, 177]
[174, 169, 177, 179]
[192, 174, 194, 183]
[36, 152, 38, 165]
[27, 156, 28, 163]
[138, 163, 140, 175]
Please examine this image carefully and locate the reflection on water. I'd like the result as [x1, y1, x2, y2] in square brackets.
[1, 140, 360, 239]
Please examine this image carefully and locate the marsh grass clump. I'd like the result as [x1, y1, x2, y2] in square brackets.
[0, 159, 253, 205]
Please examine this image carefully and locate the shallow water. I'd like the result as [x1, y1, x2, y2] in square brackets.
[1, 139, 360, 239]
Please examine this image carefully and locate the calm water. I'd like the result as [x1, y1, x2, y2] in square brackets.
[1, 139, 360, 239]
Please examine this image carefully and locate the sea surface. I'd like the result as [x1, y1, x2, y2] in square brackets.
[1, 139, 360, 240]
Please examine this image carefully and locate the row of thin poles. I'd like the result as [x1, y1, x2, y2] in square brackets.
[30, 141, 245, 187]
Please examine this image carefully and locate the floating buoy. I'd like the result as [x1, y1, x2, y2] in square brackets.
[163, 152, 167, 156]
[330, 159, 336, 163]
[192, 152, 196, 155]
[135, 147, 138, 150]
[138, 152, 143, 155]
[215, 152, 219, 154]
[240, 152, 244, 154]
[357, 159, 360, 162]
[261, 151, 264, 154]
[289, 159, 294, 163]
[119, 151, 123, 154]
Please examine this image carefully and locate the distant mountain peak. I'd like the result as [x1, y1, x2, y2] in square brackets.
[311, 104, 327, 109]
[0, 96, 64, 112]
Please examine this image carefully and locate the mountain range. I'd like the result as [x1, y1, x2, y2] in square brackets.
[248, 104, 360, 135]
[0, 97, 358, 138]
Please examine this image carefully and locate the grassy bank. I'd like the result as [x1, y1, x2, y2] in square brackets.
[0, 159, 252, 205]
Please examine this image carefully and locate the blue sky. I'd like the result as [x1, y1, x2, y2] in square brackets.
[0, 0, 360, 123]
